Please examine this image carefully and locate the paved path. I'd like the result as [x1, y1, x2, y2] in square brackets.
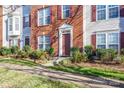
[0, 63, 124, 88]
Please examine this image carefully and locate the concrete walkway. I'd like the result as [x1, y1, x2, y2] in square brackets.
[0, 63, 124, 88]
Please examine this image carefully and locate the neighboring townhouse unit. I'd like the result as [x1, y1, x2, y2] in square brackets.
[21, 5, 31, 49]
[83, 5, 124, 52]
[31, 5, 83, 56]
[2, 5, 23, 48]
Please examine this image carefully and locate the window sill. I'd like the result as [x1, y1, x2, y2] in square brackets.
[58, 16, 72, 20]
[38, 24, 51, 27]
[95, 17, 120, 22]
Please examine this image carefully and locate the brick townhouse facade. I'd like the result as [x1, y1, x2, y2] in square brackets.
[0, 5, 124, 57]
[30, 5, 83, 56]
[83, 5, 124, 53]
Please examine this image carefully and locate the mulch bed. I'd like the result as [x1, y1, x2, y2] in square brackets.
[71, 62, 124, 72]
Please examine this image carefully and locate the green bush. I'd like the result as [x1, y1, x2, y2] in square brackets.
[121, 48, 124, 55]
[0, 47, 11, 56]
[96, 48, 116, 62]
[10, 46, 19, 55]
[47, 47, 54, 57]
[22, 45, 32, 55]
[84, 45, 94, 60]
[70, 47, 79, 52]
[29, 50, 45, 62]
[71, 47, 87, 63]
[17, 50, 28, 58]
[120, 55, 124, 63]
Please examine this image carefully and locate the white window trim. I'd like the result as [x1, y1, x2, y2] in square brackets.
[96, 5, 120, 21]
[8, 17, 13, 31]
[38, 7, 50, 26]
[61, 5, 70, 19]
[96, 31, 120, 52]
[15, 17, 20, 31]
[38, 35, 50, 50]
[96, 5, 106, 20]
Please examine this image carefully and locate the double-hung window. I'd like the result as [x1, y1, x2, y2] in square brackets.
[62, 5, 70, 19]
[38, 7, 50, 26]
[15, 17, 19, 31]
[9, 39, 18, 47]
[109, 5, 119, 18]
[96, 33, 106, 49]
[97, 5, 106, 20]
[108, 33, 119, 50]
[8, 17, 13, 31]
[38, 35, 50, 50]
[24, 16, 29, 27]
[96, 5, 119, 20]
[96, 32, 119, 51]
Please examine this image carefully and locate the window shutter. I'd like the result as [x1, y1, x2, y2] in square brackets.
[18, 39, 20, 48]
[120, 32, 124, 49]
[23, 17, 25, 28]
[91, 33, 96, 49]
[120, 5, 124, 17]
[50, 6, 52, 24]
[57, 5, 62, 19]
[91, 5, 96, 22]
[29, 15, 31, 27]
[37, 36, 40, 49]
[9, 39, 11, 47]
[69, 5, 73, 17]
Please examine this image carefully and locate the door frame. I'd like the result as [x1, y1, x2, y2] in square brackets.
[58, 24, 73, 57]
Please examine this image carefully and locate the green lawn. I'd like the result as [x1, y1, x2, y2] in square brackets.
[49, 65, 124, 81]
[0, 58, 38, 67]
[0, 67, 79, 88]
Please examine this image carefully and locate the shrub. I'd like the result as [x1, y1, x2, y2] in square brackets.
[0, 47, 11, 56]
[96, 48, 106, 59]
[29, 50, 45, 62]
[96, 48, 116, 62]
[121, 48, 124, 55]
[47, 47, 54, 57]
[84, 45, 94, 60]
[17, 50, 28, 58]
[120, 55, 124, 63]
[22, 45, 32, 55]
[71, 47, 87, 63]
[10, 46, 19, 55]
[70, 47, 79, 52]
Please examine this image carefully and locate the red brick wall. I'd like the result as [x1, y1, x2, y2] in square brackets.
[0, 6, 3, 48]
[30, 5, 83, 56]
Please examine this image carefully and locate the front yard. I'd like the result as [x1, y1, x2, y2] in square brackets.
[0, 58, 124, 88]
[49, 64, 124, 81]
[0, 67, 78, 88]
